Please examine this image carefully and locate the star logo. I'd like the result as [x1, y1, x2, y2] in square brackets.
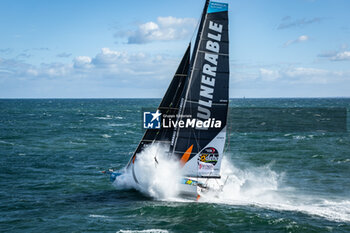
[143, 109, 162, 129]
[150, 110, 161, 122]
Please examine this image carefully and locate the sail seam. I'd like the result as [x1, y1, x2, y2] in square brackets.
[191, 68, 229, 74]
[141, 139, 171, 143]
[197, 50, 229, 56]
[185, 100, 228, 105]
[173, 151, 198, 155]
[158, 107, 179, 110]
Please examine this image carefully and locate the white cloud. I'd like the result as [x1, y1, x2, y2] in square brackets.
[116, 16, 197, 44]
[26, 68, 39, 76]
[318, 49, 350, 61]
[44, 65, 70, 77]
[256, 67, 349, 84]
[277, 17, 323, 30]
[284, 35, 309, 47]
[3, 44, 349, 98]
[317, 51, 338, 58]
[74, 56, 93, 69]
[92, 48, 128, 67]
[259, 68, 281, 81]
[89, 48, 168, 79]
[0, 47, 178, 85]
[284, 67, 323, 76]
[29, 63, 72, 77]
[330, 51, 350, 61]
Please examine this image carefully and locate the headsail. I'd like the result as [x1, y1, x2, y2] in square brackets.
[127, 44, 191, 169]
[171, 1, 229, 178]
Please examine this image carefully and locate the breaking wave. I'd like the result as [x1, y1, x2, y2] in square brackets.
[112, 144, 350, 223]
[201, 156, 350, 223]
[117, 230, 169, 233]
[113, 144, 182, 200]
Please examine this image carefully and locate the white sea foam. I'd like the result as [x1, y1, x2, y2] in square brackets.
[113, 144, 182, 199]
[293, 135, 306, 140]
[89, 214, 109, 218]
[95, 115, 113, 120]
[108, 123, 131, 127]
[332, 158, 350, 164]
[0, 140, 14, 145]
[197, 157, 284, 206]
[117, 230, 169, 233]
[199, 156, 350, 223]
[113, 147, 350, 223]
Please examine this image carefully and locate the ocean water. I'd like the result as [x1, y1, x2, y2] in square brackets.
[0, 98, 349, 232]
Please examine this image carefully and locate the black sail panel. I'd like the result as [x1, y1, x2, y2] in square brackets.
[172, 1, 229, 177]
[160, 45, 191, 109]
[126, 44, 191, 168]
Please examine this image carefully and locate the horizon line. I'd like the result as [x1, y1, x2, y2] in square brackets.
[1, 97, 350, 100]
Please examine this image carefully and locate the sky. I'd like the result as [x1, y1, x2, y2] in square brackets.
[0, 0, 350, 98]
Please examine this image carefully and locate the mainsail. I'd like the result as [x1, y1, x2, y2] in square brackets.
[171, 0, 229, 178]
[127, 0, 229, 182]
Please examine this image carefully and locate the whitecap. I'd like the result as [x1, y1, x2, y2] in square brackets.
[111, 149, 350, 223]
[199, 157, 350, 223]
[332, 158, 350, 164]
[108, 123, 131, 127]
[0, 140, 14, 145]
[117, 230, 169, 233]
[312, 154, 324, 158]
[89, 214, 109, 218]
[95, 115, 113, 120]
[293, 135, 306, 140]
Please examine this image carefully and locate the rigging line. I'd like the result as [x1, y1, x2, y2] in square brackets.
[221, 175, 230, 191]
[152, 138, 160, 167]
[169, 47, 189, 117]
[153, 89, 178, 162]
[224, 102, 231, 154]
[214, 177, 221, 187]
[190, 7, 202, 42]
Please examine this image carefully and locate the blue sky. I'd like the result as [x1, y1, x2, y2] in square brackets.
[0, 0, 349, 98]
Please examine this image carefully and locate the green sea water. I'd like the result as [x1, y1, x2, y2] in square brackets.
[0, 98, 349, 232]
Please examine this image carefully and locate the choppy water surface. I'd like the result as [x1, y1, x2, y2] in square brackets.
[0, 98, 349, 232]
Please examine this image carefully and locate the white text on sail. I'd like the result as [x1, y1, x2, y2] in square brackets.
[197, 21, 223, 126]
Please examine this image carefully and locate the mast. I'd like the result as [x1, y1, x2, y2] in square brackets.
[190, 0, 210, 69]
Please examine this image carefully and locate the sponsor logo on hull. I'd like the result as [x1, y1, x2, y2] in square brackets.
[198, 147, 219, 165]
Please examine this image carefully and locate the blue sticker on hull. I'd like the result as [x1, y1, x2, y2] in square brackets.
[207, 1, 228, 13]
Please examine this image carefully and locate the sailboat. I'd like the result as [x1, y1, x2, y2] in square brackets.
[108, 0, 229, 198]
